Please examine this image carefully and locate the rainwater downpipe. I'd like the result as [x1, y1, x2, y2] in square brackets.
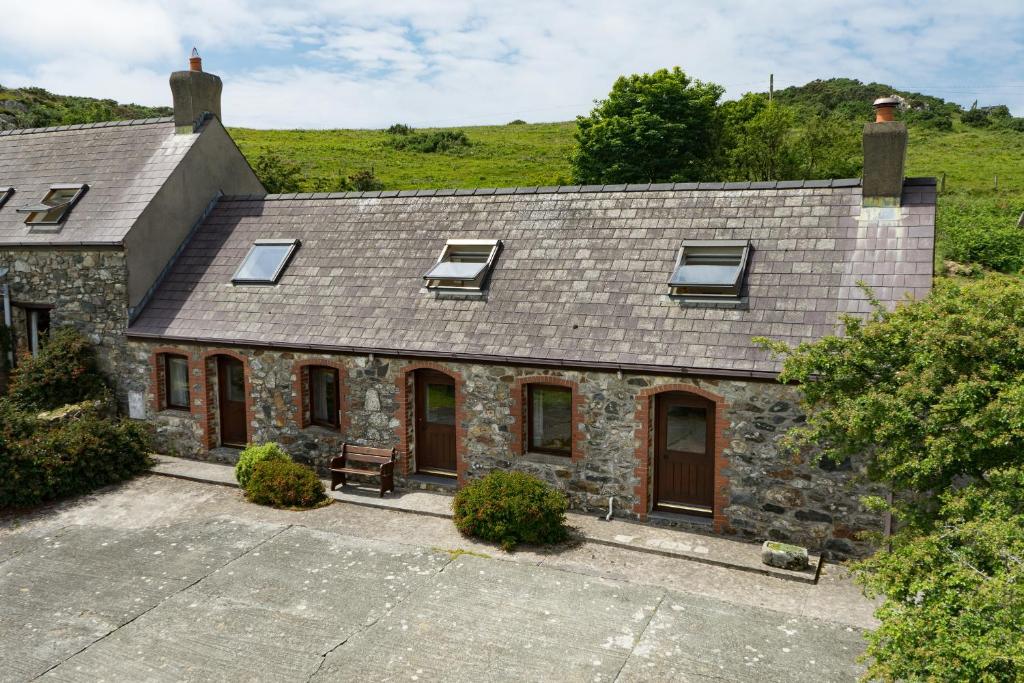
[0, 268, 12, 369]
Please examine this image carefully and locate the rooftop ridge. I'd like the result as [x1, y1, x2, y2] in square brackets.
[218, 178, 888, 201]
[0, 116, 175, 138]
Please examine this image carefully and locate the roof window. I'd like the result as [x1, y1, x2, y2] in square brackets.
[232, 239, 300, 285]
[669, 240, 751, 299]
[17, 184, 88, 225]
[0, 187, 13, 209]
[423, 239, 502, 292]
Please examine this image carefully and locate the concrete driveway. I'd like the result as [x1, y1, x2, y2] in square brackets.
[0, 476, 869, 682]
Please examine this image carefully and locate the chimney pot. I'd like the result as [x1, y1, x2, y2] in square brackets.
[873, 96, 899, 123]
[189, 47, 202, 72]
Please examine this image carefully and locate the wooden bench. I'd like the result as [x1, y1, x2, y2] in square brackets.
[329, 444, 396, 497]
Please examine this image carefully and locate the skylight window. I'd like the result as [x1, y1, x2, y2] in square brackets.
[669, 240, 751, 299]
[17, 184, 88, 225]
[232, 239, 300, 285]
[0, 187, 13, 209]
[423, 239, 502, 293]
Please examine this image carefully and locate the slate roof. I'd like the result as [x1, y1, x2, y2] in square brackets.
[128, 181, 936, 377]
[0, 117, 197, 245]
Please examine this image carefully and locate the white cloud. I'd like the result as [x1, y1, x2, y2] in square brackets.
[1, 0, 1022, 127]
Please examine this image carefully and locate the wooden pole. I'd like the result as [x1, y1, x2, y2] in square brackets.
[769, 74, 774, 103]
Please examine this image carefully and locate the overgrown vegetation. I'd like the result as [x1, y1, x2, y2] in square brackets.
[0, 86, 171, 130]
[244, 458, 328, 509]
[5, 326, 108, 411]
[452, 470, 569, 551]
[757, 275, 1024, 680]
[386, 129, 471, 154]
[0, 328, 149, 510]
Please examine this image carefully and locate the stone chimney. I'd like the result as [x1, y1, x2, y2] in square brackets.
[862, 97, 907, 206]
[169, 48, 222, 133]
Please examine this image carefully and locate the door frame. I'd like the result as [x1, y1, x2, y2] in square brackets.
[413, 368, 458, 477]
[215, 354, 248, 448]
[653, 391, 715, 516]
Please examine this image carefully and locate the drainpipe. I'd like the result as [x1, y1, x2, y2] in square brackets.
[0, 267, 12, 369]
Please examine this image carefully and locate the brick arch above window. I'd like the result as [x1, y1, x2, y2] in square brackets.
[632, 383, 730, 531]
[509, 376, 585, 462]
[394, 361, 467, 482]
[292, 358, 347, 431]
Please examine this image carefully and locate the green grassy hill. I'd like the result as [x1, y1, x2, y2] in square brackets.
[0, 86, 171, 130]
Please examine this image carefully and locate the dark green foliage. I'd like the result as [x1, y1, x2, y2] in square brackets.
[939, 195, 1024, 272]
[857, 467, 1024, 681]
[452, 470, 569, 551]
[757, 275, 1024, 679]
[571, 67, 724, 184]
[0, 85, 171, 130]
[234, 442, 291, 489]
[0, 323, 11, 374]
[386, 123, 414, 135]
[6, 327, 107, 411]
[0, 411, 150, 510]
[962, 107, 991, 128]
[344, 168, 385, 191]
[387, 129, 471, 154]
[507, 119, 527, 125]
[251, 152, 303, 193]
[244, 459, 327, 509]
[771, 78, 958, 121]
[900, 107, 953, 131]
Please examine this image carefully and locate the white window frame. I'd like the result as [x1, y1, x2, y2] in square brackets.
[423, 239, 502, 292]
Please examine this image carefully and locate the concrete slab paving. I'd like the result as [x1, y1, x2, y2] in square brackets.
[314, 553, 661, 682]
[615, 591, 864, 682]
[0, 519, 281, 682]
[1, 475, 875, 681]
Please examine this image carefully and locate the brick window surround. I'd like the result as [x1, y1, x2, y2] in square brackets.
[633, 383, 730, 532]
[292, 359, 348, 432]
[197, 349, 254, 450]
[509, 376, 585, 462]
[148, 346, 194, 413]
[394, 362, 466, 483]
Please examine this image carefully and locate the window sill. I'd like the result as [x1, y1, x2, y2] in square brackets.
[158, 407, 192, 417]
[520, 451, 573, 466]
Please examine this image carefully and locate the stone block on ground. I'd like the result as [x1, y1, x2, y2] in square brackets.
[761, 540, 809, 570]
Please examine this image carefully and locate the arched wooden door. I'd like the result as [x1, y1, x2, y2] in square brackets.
[654, 392, 714, 515]
[217, 356, 247, 447]
[414, 370, 457, 476]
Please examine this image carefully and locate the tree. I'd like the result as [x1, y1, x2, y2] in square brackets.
[729, 102, 800, 181]
[756, 275, 1024, 680]
[570, 67, 724, 184]
[251, 152, 303, 194]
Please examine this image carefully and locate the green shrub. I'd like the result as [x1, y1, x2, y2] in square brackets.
[0, 413, 150, 509]
[387, 129, 471, 154]
[6, 327, 108, 411]
[386, 123, 414, 135]
[234, 442, 291, 488]
[452, 470, 569, 551]
[244, 459, 327, 509]
[939, 195, 1024, 272]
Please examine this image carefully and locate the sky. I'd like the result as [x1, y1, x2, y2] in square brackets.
[1, 1, 1023, 129]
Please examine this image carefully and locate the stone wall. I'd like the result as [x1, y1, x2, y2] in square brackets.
[0, 248, 130, 401]
[126, 340, 882, 558]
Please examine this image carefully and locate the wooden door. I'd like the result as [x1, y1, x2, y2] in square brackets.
[415, 370, 456, 476]
[217, 356, 247, 447]
[655, 393, 714, 515]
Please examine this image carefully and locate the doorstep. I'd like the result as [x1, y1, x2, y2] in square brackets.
[149, 454, 822, 583]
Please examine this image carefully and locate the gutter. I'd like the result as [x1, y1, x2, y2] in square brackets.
[123, 331, 782, 381]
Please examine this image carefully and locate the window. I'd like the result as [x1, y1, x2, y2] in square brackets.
[527, 385, 572, 456]
[17, 184, 88, 225]
[668, 240, 751, 299]
[0, 187, 13, 209]
[23, 307, 50, 357]
[164, 355, 190, 410]
[423, 239, 502, 292]
[232, 239, 300, 285]
[309, 366, 340, 428]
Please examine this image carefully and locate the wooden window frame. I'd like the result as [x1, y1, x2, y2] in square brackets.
[308, 365, 341, 429]
[526, 384, 573, 457]
[163, 353, 191, 410]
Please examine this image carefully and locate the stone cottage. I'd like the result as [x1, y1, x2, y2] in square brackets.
[1, 57, 935, 558]
[0, 53, 263, 397]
